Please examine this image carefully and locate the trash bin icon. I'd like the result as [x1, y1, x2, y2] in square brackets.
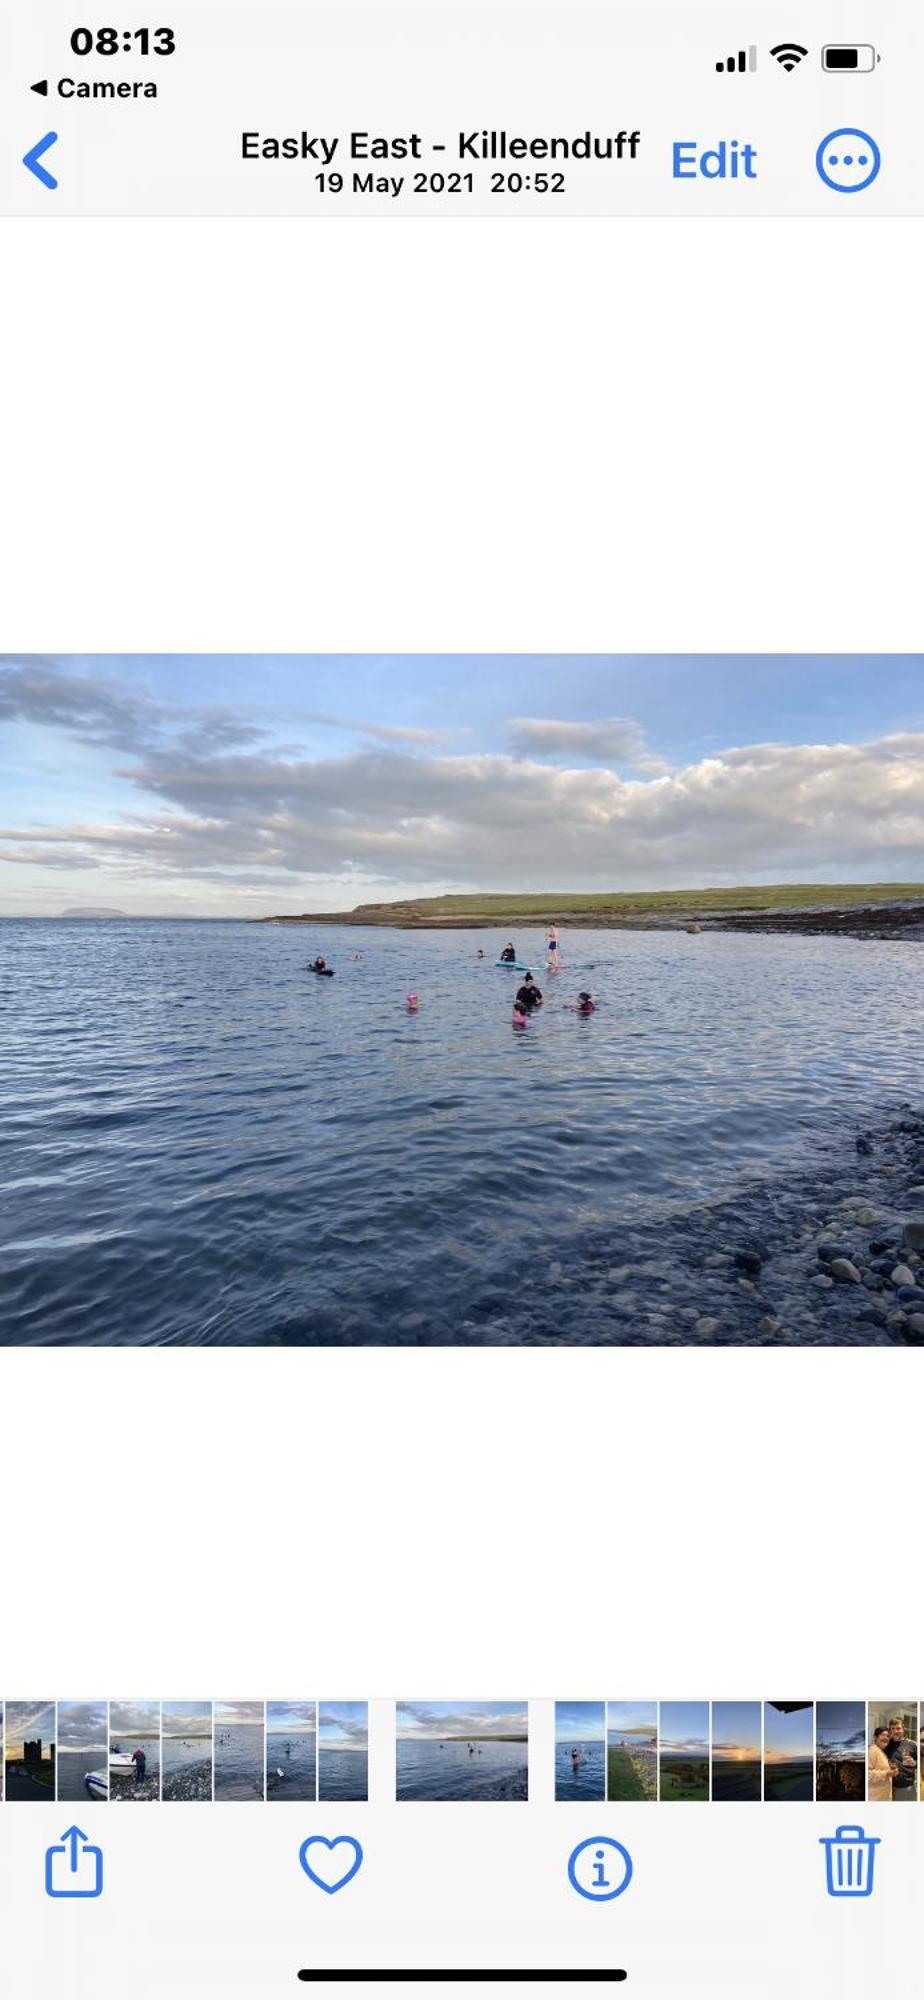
[819, 1825, 880, 1898]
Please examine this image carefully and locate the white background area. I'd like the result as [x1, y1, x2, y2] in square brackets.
[2, 214, 923, 1993]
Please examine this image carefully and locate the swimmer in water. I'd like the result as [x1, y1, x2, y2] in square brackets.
[352, 952, 363, 960]
[512, 1003, 528, 1029]
[406, 992, 420, 1012]
[516, 974, 543, 1011]
[312, 956, 327, 972]
[576, 991, 595, 1015]
[499, 943, 517, 963]
[477, 948, 485, 959]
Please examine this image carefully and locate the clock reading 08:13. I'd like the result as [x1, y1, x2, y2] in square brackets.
[70, 27, 177, 55]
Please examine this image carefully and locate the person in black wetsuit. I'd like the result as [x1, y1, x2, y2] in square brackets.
[500, 943, 517, 963]
[516, 974, 543, 1011]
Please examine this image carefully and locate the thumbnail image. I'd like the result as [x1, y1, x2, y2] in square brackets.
[57, 1700, 109, 1803]
[162, 1702, 213, 1802]
[763, 1702, 814, 1801]
[397, 1702, 528, 1801]
[266, 1701, 317, 1801]
[8, 652, 924, 1351]
[319, 1702, 369, 1802]
[3, 1701, 56, 1800]
[607, 1702, 657, 1801]
[214, 1700, 265, 1801]
[659, 1703, 710, 1801]
[816, 1702, 866, 1803]
[109, 1700, 161, 1801]
[868, 1702, 918, 1802]
[555, 1702, 606, 1801]
[711, 1701, 762, 1801]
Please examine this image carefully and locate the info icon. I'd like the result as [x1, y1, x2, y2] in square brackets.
[568, 1836, 634, 1902]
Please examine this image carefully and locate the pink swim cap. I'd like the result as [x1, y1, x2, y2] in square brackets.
[406, 992, 419, 1005]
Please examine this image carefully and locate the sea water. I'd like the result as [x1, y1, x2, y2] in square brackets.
[396, 1737, 528, 1800]
[214, 1724, 265, 1800]
[57, 1748, 109, 1801]
[266, 1730, 316, 1799]
[318, 1746, 369, 1801]
[554, 1738, 606, 1800]
[4, 918, 924, 1344]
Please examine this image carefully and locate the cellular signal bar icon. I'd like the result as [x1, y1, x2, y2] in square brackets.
[716, 45, 758, 72]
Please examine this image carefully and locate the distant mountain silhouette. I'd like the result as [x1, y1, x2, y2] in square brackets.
[61, 906, 128, 918]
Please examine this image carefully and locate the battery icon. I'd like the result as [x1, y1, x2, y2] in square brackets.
[822, 44, 880, 71]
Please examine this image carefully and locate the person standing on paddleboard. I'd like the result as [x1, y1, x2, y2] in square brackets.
[546, 923, 563, 967]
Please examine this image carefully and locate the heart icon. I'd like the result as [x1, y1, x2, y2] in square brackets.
[299, 1835, 364, 1895]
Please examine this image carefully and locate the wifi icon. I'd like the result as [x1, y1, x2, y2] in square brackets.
[771, 41, 808, 69]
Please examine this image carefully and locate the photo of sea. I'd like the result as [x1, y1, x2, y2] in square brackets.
[109, 1699, 161, 1801]
[711, 1701, 762, 1802]
[607, 1701, 657, 1800]
[319, 1702, 368, 1801]
[764, 1703, 814, 1802]
[57, 1699, 109, 1802]
[397, 1702, 528, 1801]
[214, 1700, 265, 1801]
[162, 1702, 212, 1802]
[7, 655, 924, 1350]
[816, 1701, 866, 1803]
[3, 1701, 56, 1800]
[266, 1701, 317, 1801]
[659, 1703, 710, 1801]
[555, 1702, 606, 1801]
[868, 1702, 918, 1803]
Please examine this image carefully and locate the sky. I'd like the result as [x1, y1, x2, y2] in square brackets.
[319, 1702, 368, 1748]
[398, 1701, 528, 1739]
[215, 1699, 263, 1727]
[57, 1700, 108, 1752]
[110, 1699, 160, 1736]
[267, 1701, 317, 1733]
[162, 1701, 212, 1736]
[816, 1702, 866, 1757]
[3, 654, 924, 916]
[4, 1701, 55, 1757]
[659, 1703, 710, 1755]
[711, 1702, 762, 1763]
[555, 1701, 606, 1743]
[764, 1703, 814, 1762]
[607, 1701, 657, 1743]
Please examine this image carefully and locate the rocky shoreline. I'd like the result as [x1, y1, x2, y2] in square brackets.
[453, 1105, 924, 1347]
[162, 1760, 211, 1801]
[262, 899, 924, 942]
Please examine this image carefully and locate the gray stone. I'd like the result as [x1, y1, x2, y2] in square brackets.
[908, 1314, 924, 1337]
[891, 1264, 915, 1288]
[694, 1317, 720, 1335]
[830, 1258, 862, 1285]
[903, 1221, 924, 1251]
[758, 1316, 780, 1335]
[811, 1274, 835, 1290]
